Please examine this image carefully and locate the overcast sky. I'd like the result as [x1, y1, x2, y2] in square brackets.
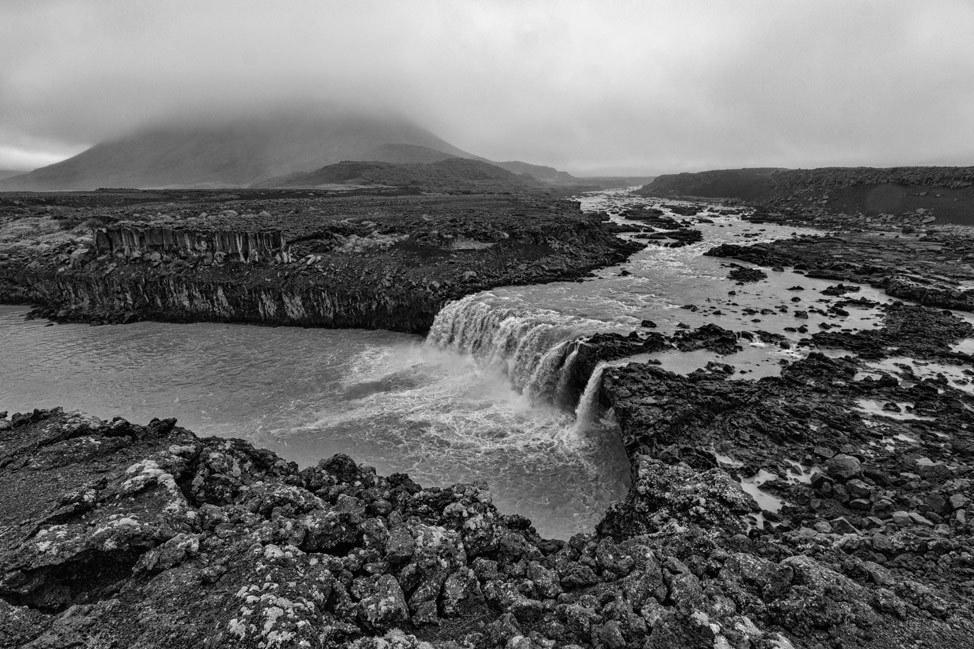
[2, 0, 973, 175]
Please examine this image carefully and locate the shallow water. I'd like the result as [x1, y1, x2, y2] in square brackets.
[461, 189, 894, 380]
[857, 356, 974, 395]
[0, 189, 944, 539]
[856, 398, 935, 421]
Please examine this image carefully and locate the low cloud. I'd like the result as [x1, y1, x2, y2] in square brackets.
[2, 0, 973, 174]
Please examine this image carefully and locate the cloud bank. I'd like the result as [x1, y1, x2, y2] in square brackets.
[2, 0, 973, 174]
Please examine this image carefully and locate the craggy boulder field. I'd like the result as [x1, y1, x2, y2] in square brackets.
[2, 403, 974, 648]
[0, 190, 638, 333]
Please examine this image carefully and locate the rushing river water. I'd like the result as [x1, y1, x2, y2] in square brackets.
[0, 189, 903, 538]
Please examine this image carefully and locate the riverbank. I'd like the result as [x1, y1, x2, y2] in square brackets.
[2, 397, 972, 649]
[0, 191, 638, 333]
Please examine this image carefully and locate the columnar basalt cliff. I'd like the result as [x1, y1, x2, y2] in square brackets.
[94, 225, 287, 263]
[0, 192, 639, 333]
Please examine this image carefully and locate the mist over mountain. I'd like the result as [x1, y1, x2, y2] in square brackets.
[492, 161, 579, 186]
[0, 111, 477, 191]
[0, 169, 25, 181]
[254, 158, 541, 193]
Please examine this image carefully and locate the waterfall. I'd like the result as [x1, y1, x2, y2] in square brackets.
[572, 362, 607, 434]
[525, 340, 572, 403]
[552, 346, 581, 407]
[426, 295, 591, 408]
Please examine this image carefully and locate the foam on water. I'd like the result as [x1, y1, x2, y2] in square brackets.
[299, 342, 585, 456]
[426, 295, 609, 403]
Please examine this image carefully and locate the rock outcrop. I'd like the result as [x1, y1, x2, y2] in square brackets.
[4, 404, 974, 648]
[94, 224, 286, 264]
[706, 233, 974, 313]
[0, 192, 639, 333]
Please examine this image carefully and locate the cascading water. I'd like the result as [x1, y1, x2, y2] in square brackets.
[426, 295, 605, 414]
[552, 346, 582, 407]
[572, 361, 608, 434]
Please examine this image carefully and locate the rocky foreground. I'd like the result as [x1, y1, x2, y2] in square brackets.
[0, 190, 637, 333]
[3, 287, 974, 648]
[0, 381, 966, 649]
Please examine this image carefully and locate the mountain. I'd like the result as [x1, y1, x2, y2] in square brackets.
[360, 143, 459, 165]
[638, 166, 974, 225]
[0, 111, 476, 191]
[493, 161, 579, 185]
[0, 108, 595, 192]
[0, 169, 28, 181]
[577, 175, 656, 188]
[254, 158, 541, 193]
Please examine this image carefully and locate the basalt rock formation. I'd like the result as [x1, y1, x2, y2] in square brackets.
[0, 192, 639, 334]
[617, 205, 704, 248]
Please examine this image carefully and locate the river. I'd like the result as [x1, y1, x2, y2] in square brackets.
[0, 189, 897, 538]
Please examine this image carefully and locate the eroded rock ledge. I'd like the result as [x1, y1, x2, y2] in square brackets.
[0, 193, 638, 333]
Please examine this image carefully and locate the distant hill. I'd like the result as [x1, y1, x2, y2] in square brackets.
[637, 168, 785, 201]
[0, 169, 28, 181]
[360, 143, 459, 165]
[578, 175, 655, 189]
[493, 161, 579, 185]
[0, 107, 607, 193]
[638, 166, 974, 225]
[0, 111, 476, 191]
[254, 158, 541, 193]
